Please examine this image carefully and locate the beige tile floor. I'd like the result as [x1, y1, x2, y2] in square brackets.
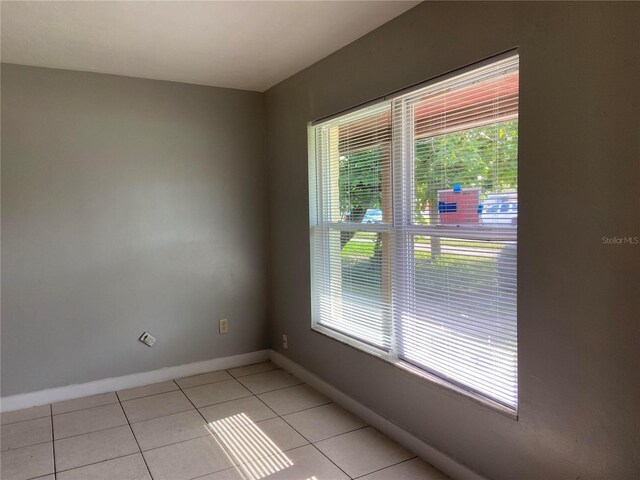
[1, 362, 448, 480]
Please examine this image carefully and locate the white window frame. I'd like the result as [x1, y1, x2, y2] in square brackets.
[309, 53, 519, 418]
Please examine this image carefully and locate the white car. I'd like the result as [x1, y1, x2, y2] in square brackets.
[361, 208, 383, 224]
[481, 202, 518, 225]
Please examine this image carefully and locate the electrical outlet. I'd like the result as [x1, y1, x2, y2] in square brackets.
[219, 319, 229, 334]
[139, 332, 156, 347]
[282, 334, 288, 349]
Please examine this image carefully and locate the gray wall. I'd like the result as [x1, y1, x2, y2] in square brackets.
[265, 2, 639, 479]
[1, 64, 268, 395]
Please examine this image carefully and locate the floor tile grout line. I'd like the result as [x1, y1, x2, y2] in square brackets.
[2, 406, 54, 456]
[312, 424, 370, 443]
[190, 468, 242, 480]
[310, 424, 372, 443]
[51, 451, 143, 477]
[249, 380, 306, 396]
[116, 380, 179, 403]
[52, 402, 125, 422]
[50, 404, 57, 476]
[119, 386, 182, 404]
[227, 371, 278, 380]
[52, 400, 120, 417]
[271, 399, 335, 417]
[310, 443, 356, 480]
[52, 420, 130, 442]
[251, 392, 289, 418]
[135, 432, 212, 454]
[174, 379, 225, 432]
[351, 455, 419, 479]
[195, 391, 277, 413]
[227, 366, 284, 380]
[23, 472, 57, 480]
[124, 406, 196, 425]
[23, 475, 54, 480]
[276, 406, 354, 480]
[188, 392, 254, 411]
[176, 376, 233, 390]
[117, 392, 155, 480]
[55, 448, 148, 474]
[128, 408, 202, 426]
[0, 413, 52, 427]
[1, 437, 55, 453]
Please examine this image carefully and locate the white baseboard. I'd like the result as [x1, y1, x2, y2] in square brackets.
[0, 350, 270, 413]
[270, 350, 486, 480]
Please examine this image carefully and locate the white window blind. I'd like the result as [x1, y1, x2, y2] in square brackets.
[310, 54, 519, 409]
[310, 102, 393, 350]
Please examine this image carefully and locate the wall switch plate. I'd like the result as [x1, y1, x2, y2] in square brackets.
[219, 319, 229, 334]
[139, 332, 156, 347]
[282, 334, 288, 349]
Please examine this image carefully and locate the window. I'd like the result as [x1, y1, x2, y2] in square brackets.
[309, 54, 519, 410]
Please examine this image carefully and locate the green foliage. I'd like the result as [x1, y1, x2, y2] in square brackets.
[338, 148, 383, 222]
[337, 120, 518, 226]
[414, 121, 518, 223]
[341, 232, 377, 259]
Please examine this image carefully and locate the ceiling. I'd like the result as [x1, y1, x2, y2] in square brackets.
[0, 1, 419, 92]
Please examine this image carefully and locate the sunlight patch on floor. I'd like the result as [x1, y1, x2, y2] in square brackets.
[208, 413, 294, 480]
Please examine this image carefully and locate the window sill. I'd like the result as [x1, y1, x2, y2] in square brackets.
[311, 324, 518, 421]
